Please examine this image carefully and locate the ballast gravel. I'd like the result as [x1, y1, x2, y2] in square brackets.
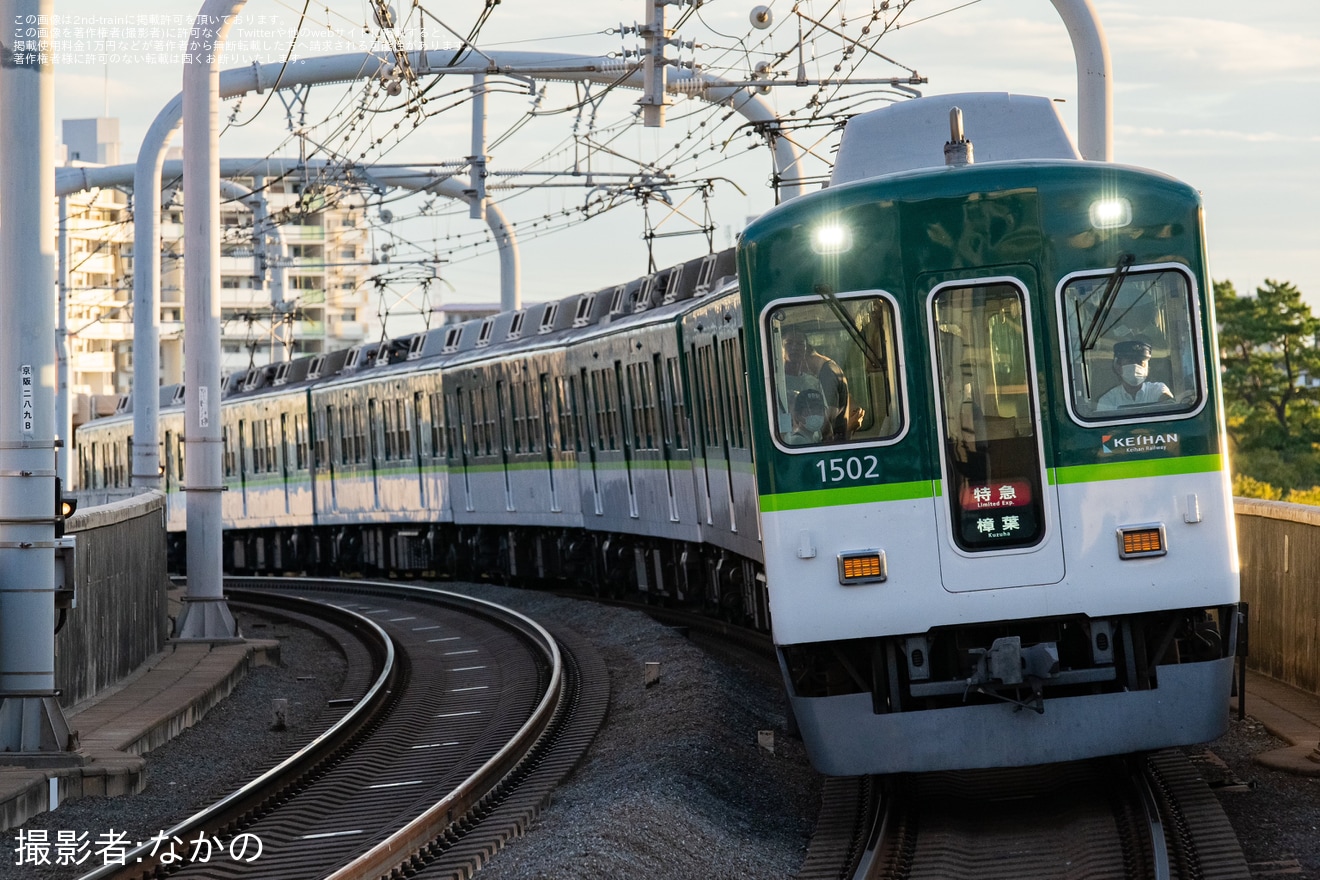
[6, 580, 1320, 878]
[2, 582, 820, 879]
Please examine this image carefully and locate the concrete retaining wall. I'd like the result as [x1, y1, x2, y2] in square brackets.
[55, 491, 170, 707]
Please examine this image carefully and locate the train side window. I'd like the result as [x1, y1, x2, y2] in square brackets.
[252, 419, 264, 473]
[356, 404, 369, 464]
[557, 376, 577, 453]
[764, 293, 903, 449]
[666, 357, 689, 451]
[315, 407, 329, 469]
[401, 397, 415, 461]
[931, 281, 1046, 551]
[1060, 265, 1203, 422]
[298, 414, 309, 470]
[439, 391, 455, 461]
[535, 375, 551, 453]
[337, 405, 352, 466]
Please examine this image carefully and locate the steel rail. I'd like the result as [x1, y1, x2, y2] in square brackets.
[246, 578, 565, 880]
[76, 588, 396, 880]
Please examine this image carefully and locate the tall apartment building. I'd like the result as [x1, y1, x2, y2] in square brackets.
[61, 118, 374, 424]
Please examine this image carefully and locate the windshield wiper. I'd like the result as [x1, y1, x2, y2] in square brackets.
[1080, 253, 1135, 352]
[813, 284, 886, 369]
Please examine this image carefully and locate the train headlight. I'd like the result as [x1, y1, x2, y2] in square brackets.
[1117, 523, 1166, 559]
[837, 550, 887, 584]
[812, 224, 852, 254]
[1089, 197, 1132, 229]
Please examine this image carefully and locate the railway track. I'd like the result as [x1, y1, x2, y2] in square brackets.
[551, 591, 1254, 880]
[803, 750, 1250, 880]
[78, 577, 608, 880]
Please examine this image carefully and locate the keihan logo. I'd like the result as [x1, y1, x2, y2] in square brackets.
[1101, 431, 1179, 456]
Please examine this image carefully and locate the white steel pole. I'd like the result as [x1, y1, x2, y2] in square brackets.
[469, 74, 487, 221]
[129, 93, 183, 492]
[175, 0, 246, 641]
[1049, 0, 1113, 161]
[0, 0, 78, 756]
[56, 195, 69, 485]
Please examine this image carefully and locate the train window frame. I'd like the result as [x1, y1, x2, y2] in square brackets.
[927, 277, 1050, 554]
[1056, 261, 1208, 427]
[759, 290, 909, 455]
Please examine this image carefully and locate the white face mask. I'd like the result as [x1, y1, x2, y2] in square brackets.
[1121, 363, 1148, 385]
[804, 415, 826, 432]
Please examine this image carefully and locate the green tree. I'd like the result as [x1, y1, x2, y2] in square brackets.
[1216, 279, 1320, 449]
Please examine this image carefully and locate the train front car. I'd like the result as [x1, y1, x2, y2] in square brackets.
[739, 94, 1239, 775]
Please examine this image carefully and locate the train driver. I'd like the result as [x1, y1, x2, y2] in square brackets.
[783, 330, 850, 440]
[1096, 339, 1174, 412]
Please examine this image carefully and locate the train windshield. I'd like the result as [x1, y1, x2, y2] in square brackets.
[764, 294, 902, 449]
[932, 282, 1047, 551]
[1060, 265, 1203, 422]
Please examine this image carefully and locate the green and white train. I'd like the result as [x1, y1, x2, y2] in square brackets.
[78, 92, 1240, 774]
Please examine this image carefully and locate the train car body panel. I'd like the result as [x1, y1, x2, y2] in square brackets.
[792, 657, 1233, 775]
[739, 94, 1238, 773]
[680, 294, 762, 561]
[73, 92, 1240, 779]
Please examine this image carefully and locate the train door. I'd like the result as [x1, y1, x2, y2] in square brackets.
[655, 354, 680, 522]
[280, 412, 292, 515]
[495, 380, 514, 511]
[615, 360, 639, 518]
[693, 339, 736, 531]
[583, 368, 604, 516]
[325, 404, 339, 512]
[367, 397, 382, 508]
[687, 343, 715, 525]
[237, 418, 249, 517]
[539, 373, 561, 512]
[925, 273, 1065, 591]
[164, 429, 174, 493]
[453, 387, 475, 513]
[412, 391, 427, 509]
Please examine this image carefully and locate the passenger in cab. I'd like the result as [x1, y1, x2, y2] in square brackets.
[1096, 340, 1174, 412]
[789, 387, 829, 445]
[783, 330, 850, 440]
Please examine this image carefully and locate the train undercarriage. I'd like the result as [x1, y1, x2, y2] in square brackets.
[187, 522, 772, 632]
[780, 604, 1240, 715]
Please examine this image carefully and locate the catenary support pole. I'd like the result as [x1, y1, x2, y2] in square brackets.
[469, 74, 487, 222]
[1049, 0, 1112, 161]
[128, 92, 182, 491]
[174, 0, 247, 641]
[56, 195, 70, 485]
[0, 0, 79, 757]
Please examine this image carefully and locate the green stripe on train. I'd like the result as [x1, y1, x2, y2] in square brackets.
[1053, 454, 1223, 485]
[759, 455, 1221, 512]
[759, 480, 933, 512]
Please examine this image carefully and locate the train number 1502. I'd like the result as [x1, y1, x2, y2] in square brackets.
[815, 455, 880, 483]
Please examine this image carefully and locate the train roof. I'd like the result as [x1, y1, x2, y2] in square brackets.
[831, 92, 1082, 185]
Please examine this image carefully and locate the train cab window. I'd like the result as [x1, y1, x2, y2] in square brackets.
[931, 281, 1046, 551]
[764, 294, 902, 449]
[1060, 264, 1203, 422]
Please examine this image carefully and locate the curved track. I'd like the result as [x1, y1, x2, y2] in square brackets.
[78, 577, 608, 880]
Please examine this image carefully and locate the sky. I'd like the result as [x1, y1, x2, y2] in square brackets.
[45, 0, 1320, 332]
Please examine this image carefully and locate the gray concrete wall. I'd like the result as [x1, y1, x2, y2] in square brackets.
[55, 491, 170, 707]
